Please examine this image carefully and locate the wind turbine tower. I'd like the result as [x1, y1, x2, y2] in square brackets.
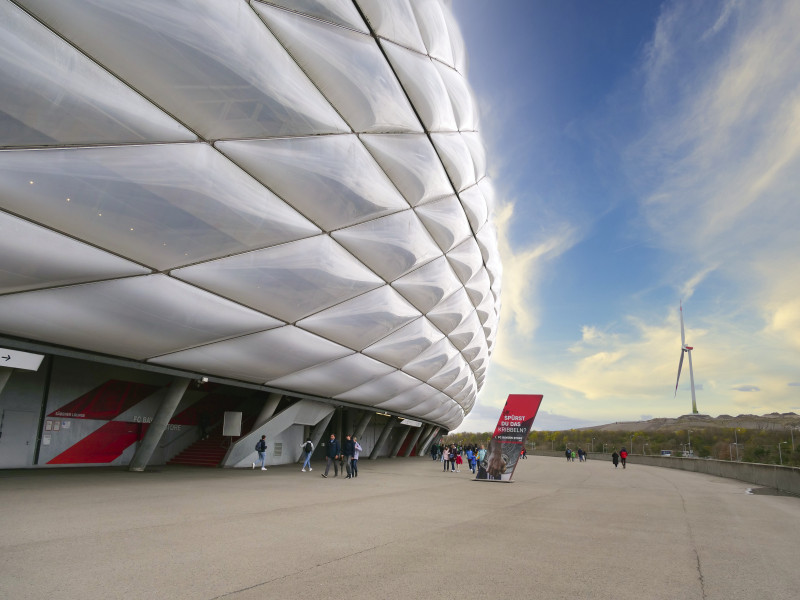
[674, 303, 698, 414]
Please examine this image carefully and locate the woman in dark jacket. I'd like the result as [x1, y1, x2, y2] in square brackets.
[612, 451, 619, 468]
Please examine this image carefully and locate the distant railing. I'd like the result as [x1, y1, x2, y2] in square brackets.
[529, 450, 800, 496]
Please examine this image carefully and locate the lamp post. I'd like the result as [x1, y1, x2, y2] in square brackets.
[643, 442, 649, 455]
[630, 435, 633, 453]
[603, 443, 608, 454]
[687, 430, 693, 457]
[734, 429, 740, 461]
[591, 437, 595, 453]
[778, 441, 788, 465]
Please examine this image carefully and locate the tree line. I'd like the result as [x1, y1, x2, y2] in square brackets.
[443, 427, 800, 466]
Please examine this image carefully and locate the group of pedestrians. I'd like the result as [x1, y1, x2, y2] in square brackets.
[433, 442, 485, 475]
[564, 447, 588, 462]
[320, 433, 362, 479]
[611, 447, 628, 469]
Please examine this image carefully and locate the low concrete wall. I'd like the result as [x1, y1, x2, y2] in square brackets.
[530, 450, 800, 495]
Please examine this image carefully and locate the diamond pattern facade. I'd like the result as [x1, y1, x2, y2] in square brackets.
[0, 0, 501, 431]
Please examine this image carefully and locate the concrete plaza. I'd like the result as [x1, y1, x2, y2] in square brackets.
[1, 455, 798, 599]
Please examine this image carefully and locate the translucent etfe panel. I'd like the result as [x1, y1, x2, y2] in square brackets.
[475, 291, 494, 325]
[20, 0, 349, 140]
[430, 133, 476, 192]
[0, 144, 321, 270]
[0, 211, 150, 294]
[375, 383, 439, 414]
[382, 41, 457, 133]
[296, 286, 420, 351]
[335, 369, 421, 404]
[410, 0, 454, 66]
[485, 250, 503, 286]
[421, 397, 454, 422]
[402, 337, 457, 381]
[217, 136, 408, 232]
[426, 354, 467, 391]
[461, 132, 488, 181]
[151, 325, 352, 383]
[172, 235, 382, 323]
[414, 195, 471, 253]
[391, 255, 462, 314]
[0, 274, 279, 360]
[362, 316, 444, 369]
[256, 0, 369, 33]
[477, 177, 497, 215]
[331, 210, 442, 282]
[434, 62, 476, 132]
[441, 3, 468, 73]
[426, 287, 473, 335]
[255, 4, 422, 133]
[357, 0, 427, 54]
[443, 366, 470, 398]
[448, 310, 480, 351]
[465, 267, 491, 308]
[266, 353, 394, 398]
[446, 237, 484, 284]
[476, 222, 499, 263]
[0, 2, 193, 148]
[359, 134, 453, 206]
[458, 185, 488, 234]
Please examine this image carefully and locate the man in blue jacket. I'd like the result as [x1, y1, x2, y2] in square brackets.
[322, 433, 341, 478]
[342, 434, 355, 479]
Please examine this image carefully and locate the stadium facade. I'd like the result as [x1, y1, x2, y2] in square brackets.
[0, 0, 501, 469]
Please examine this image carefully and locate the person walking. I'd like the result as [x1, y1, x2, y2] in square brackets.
[449, 445, 457, 472]
[252, 435, 267, 471]
[322, 433, 340, 478]
[301, 438, 314, 472]
[612, 450, 619, 468]
[442, 445, 450, 471]
[351, 436, 362, 478]
[620, 447, 628, 469]
[343, 434, 355, 479]
[565, 447, 572, 462]
[455, 451, 463, 472]
[466, 447, 475, 474]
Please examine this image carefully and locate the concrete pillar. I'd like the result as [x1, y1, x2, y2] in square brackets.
[299, 410, 334, 463]
[402, 425, 425, 457]
[129, 377, 190, 472]
[334, 408, 343, 443]
[418, 426, 439, 455]
[0, 368, 11, 396]
[343, 408, 355, 437]
[388, 425, 411, 458]
[253, 393, 282, 430]
[369, 417, 397, 460]
[353, 411, 373, 441]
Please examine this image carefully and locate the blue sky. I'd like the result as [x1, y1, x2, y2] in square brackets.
[451, 0, 800, 432]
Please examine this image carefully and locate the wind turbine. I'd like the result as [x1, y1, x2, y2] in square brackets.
[674, 303, 698, 414]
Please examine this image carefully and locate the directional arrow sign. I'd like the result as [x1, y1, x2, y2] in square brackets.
[0, 348, 45, 371]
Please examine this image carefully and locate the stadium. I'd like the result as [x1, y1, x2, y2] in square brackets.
[0, 0, 501, 469]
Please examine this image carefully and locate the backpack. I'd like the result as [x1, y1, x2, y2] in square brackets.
[255, 440, 265, 452]
[304, 441, 313, 453]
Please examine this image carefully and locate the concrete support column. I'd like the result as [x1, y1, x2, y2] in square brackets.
[129, 377, 190, 472]
[353, 411, 373, 441]
[369, 418, 397, 460]
[343, 409, 355, 437]
[253, 393, 282, 430]
[299, 410, 334, 463]
[0, 367, 12, 397]
[334, 408, 343, 443]
[402, 425, 425, 457]
[389, 426, 411, 458]
[418, 426, 439, 455]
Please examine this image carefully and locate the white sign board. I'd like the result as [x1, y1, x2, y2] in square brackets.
[399, 419, 422, 427]
[0, 348, 45, 371]
[222, 411, 242, 436]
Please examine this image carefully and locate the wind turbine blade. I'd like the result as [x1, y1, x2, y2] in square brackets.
[680, 304, 686, 348]
[674, 351, 684, 397]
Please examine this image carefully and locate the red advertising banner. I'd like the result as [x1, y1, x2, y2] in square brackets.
[476, 394, 543, 482]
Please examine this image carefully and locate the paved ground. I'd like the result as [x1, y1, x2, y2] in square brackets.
[1, 455, 799, 600]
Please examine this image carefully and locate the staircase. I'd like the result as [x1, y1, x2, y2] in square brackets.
[167, 415, 258, 467]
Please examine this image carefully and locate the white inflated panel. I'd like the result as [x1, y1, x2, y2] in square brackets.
[414, 195, 472, 253]
[446, 237, 484, 284]
[359, 133, 453, 206]
[256, 3, 421, 133]
[461, 132, 487, 181]
[256, 0, 369, 33]
[476, 222, 499, 263]
[332, 210, 442, 282]
[448, 310, 480, 351]
[0, 144, 321, 271]
[296, 285, 420, 351]
[362, 316, 444, 369]
[441, 3, 467, 73]
[0, 275, 279, 360]
[266, 353, 395, 398]
[375, 383, 439, 414]
[335, 370, 421, 404]
[0, 211, 150, 294]
[434, 61, 477, 132]
[427, 354, 467, 390]
[410, 0, 454, 66]
[465, 267, 491, 308]
[391, 256, 462, 314]
[425, 287, 472, 335]
[358, 0, 427, 53]
[171, 235, 383, 323]
[151, 325, 352, 383]
[19, 0, 349, 140]
[458, 184, 489, 233]
[430, 132, 476, 191]
[1, 2, 194, 148]
[402, 337, 458, 382]
[382, 41, 456, 133]
[217, 136, 408, 232]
